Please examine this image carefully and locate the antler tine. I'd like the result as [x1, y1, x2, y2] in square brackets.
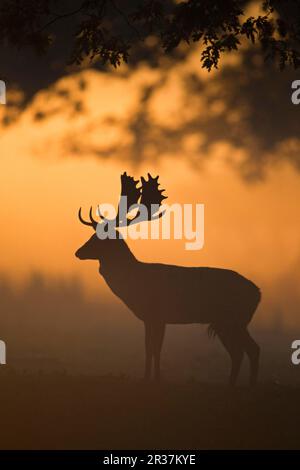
[78, 207, 93, 227]
[89, 206, 98, 229]
[96, 205, 106, 221]
[78, 207, 98, 230]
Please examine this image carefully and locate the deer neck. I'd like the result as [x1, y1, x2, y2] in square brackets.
[99, 239, 137, 278]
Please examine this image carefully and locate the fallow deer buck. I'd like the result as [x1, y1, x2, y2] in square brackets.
[75, 172, 261, 386]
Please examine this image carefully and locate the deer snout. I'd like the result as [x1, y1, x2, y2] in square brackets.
[75, 248, 84, 259]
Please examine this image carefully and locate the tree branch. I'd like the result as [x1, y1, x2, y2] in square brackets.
[37, 2, 87, 33]
[110, 0, 142, 40]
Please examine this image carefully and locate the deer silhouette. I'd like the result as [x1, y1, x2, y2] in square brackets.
[75, 172, 261, 386]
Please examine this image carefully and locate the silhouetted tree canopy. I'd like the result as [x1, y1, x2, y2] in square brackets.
[1, 0, 300, 71]
[2, 0, 300, 181]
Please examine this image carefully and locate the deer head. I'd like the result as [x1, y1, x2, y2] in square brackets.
[75, 172, 167, 261]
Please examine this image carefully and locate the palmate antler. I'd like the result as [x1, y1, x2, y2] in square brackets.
[78, 172, 167, 229]
[112, 171, 167, 226]
[120, 172, 167, 226]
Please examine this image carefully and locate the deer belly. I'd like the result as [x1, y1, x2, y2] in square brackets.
[164, 308, 211, 324]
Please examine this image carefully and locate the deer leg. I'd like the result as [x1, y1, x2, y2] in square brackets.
[217, 326, 244, 387]
[244, 329, 260, 387]
[152, 323, 166, 382]
[144, 322, 153, 380]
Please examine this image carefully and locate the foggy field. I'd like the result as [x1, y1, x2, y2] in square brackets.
[0, 374, 299, 450]
[1, 273, 299, 384]
[1, 275, 300, 449]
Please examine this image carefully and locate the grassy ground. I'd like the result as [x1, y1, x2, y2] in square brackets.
[0, 374, 298, 449]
